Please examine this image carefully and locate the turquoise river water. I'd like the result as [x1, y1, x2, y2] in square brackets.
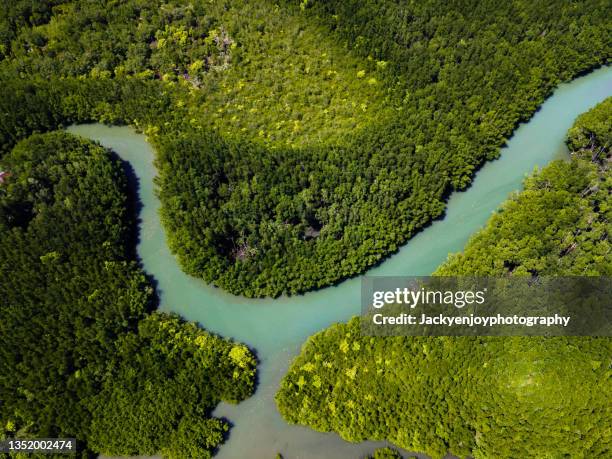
[68, 66, 611, 459]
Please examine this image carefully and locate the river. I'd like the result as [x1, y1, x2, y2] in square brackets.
[68, 65, 611, 459]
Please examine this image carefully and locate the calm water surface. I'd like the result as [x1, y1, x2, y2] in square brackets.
[69, 66, 611, 459]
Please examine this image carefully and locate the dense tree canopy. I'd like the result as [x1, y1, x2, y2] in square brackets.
[278, 324, 610, 458]
[0, 0, 609, 296]
[368, 447, 406, 459]
[276, 100, 612, 458]
[0, 132, 256, 458]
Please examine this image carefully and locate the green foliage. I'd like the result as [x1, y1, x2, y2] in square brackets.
[278, 321, 611, 458]
[0, 0, 609, 297]
[0, 132, 256, 457]
[369, 447, 404, 459]
[2, 0, 394, 148]
[87, 313, 255, 457]
[276, 101, 612, 457]
[566, 97, 612, 153]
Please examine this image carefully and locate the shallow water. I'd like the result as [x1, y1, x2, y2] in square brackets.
[69, 65, 611, 459]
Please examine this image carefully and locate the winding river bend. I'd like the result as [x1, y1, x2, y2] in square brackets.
[69, 66, 611, 459]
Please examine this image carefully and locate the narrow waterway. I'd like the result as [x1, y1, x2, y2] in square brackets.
[69, 65, 611, 459]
